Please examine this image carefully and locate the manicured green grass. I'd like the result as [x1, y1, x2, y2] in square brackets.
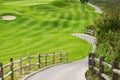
[1, 0, 55, 6]
[0, 0, 99, 64]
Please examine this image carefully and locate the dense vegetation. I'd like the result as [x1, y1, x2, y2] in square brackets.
[87, 0, 120, 80]
[95, 12, 120, 62]
[89, 0, 120, 11]
[0, 0, 99, 64]
[89, 0, 120, 63]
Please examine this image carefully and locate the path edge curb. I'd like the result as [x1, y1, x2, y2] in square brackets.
[22, 61, 71, 80]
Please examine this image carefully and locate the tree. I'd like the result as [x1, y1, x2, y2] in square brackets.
[80, 0, 89, 12]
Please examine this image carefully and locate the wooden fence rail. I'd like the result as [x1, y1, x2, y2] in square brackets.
[0, 52, 68, 80]
[85, 29, 96, 36]
[89, 53, 120, 80]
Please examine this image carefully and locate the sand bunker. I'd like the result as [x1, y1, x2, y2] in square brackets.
[1, 15, 16, 20]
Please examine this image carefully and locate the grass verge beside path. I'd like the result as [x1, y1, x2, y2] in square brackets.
[0, 34, 92, 64]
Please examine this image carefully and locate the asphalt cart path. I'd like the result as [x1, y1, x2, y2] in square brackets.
[24, 34, 96, 80]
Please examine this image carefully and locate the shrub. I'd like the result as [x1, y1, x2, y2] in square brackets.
[95, 11, 120, 63]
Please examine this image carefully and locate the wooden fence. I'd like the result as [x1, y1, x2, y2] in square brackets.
[85, 29, 96, 36]
[89, 53, 120, 80]
[0, 52, 68, 80]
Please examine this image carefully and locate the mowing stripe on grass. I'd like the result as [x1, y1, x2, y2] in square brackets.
[0, 0, 99, 63]
[57, 13, 65, 28]
[0, 13, 56, 51]
[69, 4, 76, 27]
[48, 13, 61, 33]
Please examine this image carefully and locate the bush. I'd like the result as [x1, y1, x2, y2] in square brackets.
[95, 11, 120, 63]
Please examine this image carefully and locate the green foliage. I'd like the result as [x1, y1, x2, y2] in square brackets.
[87, 0, 120, 79]
[89, 0, 120, 11]
[80, 0, 89, 4]
[95, 11, 120, 62]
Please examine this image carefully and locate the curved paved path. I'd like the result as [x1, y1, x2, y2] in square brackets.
[22, 3, 101, 80]
[88, 3, 103, 14]
[23, 34, 96, 80]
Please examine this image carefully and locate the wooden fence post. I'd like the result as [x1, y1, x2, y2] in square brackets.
[38, 53, 41, 68]
[66, 52, 68, 61]
[10, 58, 14, 80]
[28, 54, 31, 70]
[0, 62, 4, 80]
[88, 53, 92, 70]
[94, 31, 96, 36]
[19, 56, 22, 75]
[45, 54, 47, 66]
[52, 52, 55, 64]
[99, 56, 105, 80]
[60, 52, 62, 62]
[91, 53, 96, 74]
[112, 61, 119, 80]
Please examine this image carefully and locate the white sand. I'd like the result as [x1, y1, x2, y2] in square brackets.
[1, 15, 16, 20]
